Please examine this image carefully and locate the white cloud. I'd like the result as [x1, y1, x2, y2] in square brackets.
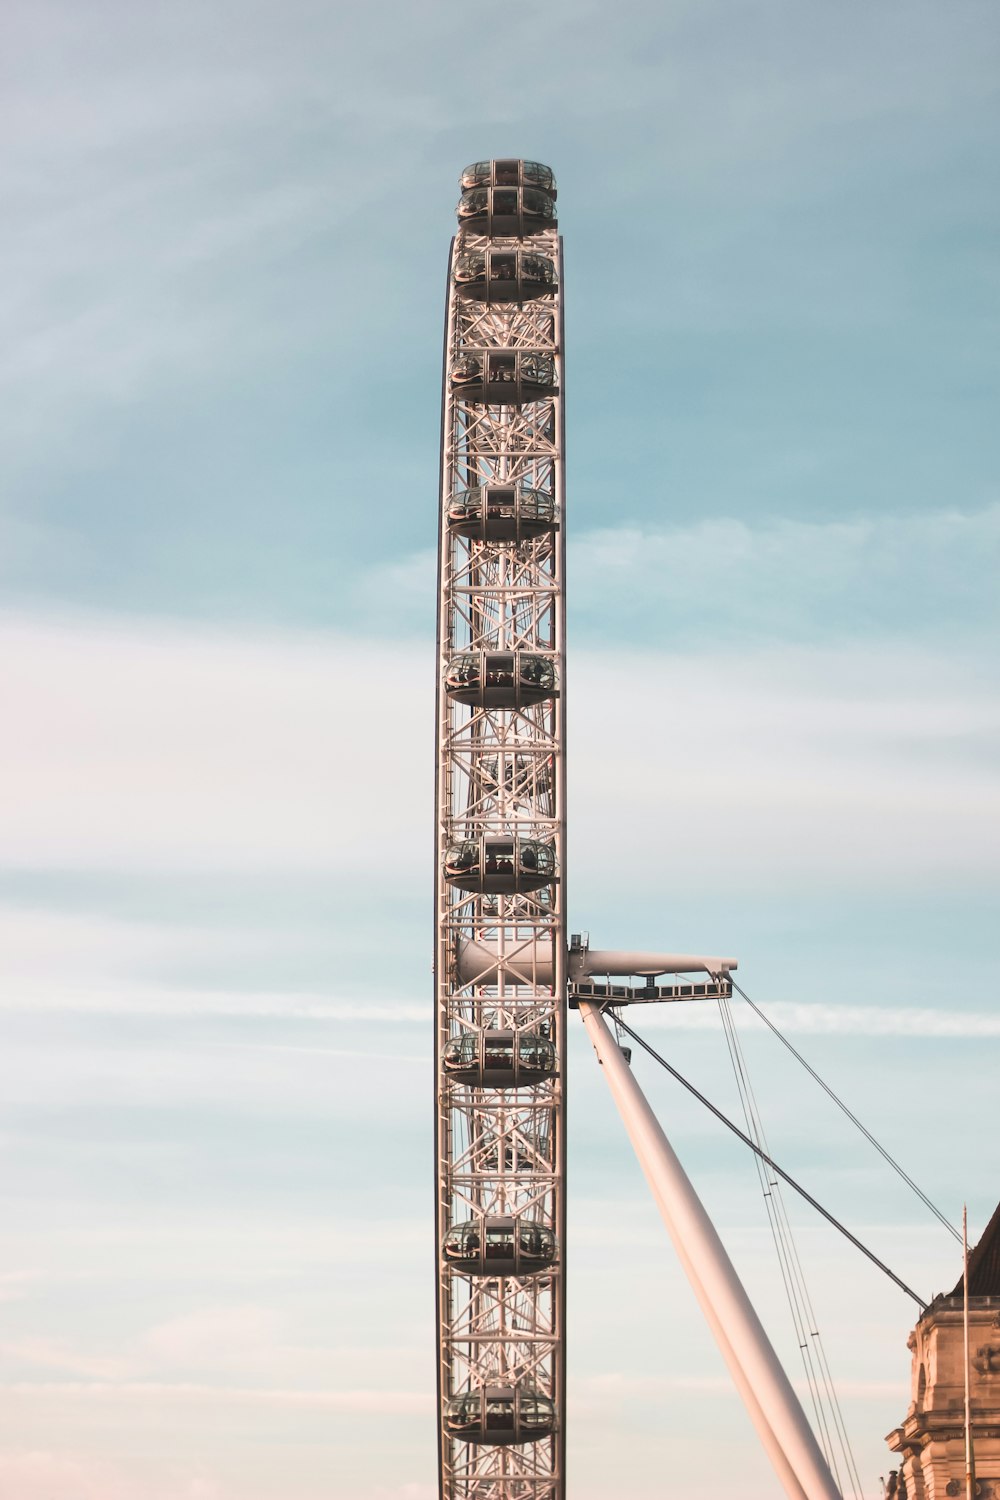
[0, 1218, 430, 1289]
[571, 1366, 900, 1411]
[0, 1292, 432, 1391]
[634, 1000, 1000, 1038]
[1, 606, 996, 890]
[370, 1487, 436, 1500]
[0, 1441, 430, 1500]
[569, 502, 1000, 645]
[0, 3, 460, 460]
[575, 1369, 733, 1400]
[143, 1305, 282, 1368]
[4, 1380, 431, 1411]
[0, 1337, 131, 1381]
[0, 982, 425, 1021]
[0, 906, 267, 983]
[0, 1030, 423, 1115]
[4, 10, 993, 1499]
[356, 550, 436, 622]
[0, 1450, 224, 1500]
[573, 638, 1000, 889]
[3, 0, 988, 486]
[0, 601, 995, 1058]
[1, 900, 994, 1037]
[0, 1269, 44, 1304]
[0, 903, 426, 1021]
[0, 611, 428, 871]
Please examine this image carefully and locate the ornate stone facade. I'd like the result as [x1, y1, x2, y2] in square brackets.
[887, 1201, 1000, 1500]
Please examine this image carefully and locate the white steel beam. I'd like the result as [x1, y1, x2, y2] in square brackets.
[457, 938, 737, 986]
[435, 162, 565, 1500]
[578, 999, 841, 1500]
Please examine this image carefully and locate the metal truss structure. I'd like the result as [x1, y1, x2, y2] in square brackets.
[432, 159, 844, 1500]
[434, 160, 566, 1500]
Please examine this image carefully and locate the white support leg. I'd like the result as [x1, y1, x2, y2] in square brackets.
[651, 1183, 810, 1500]
[578, 1000, 841, 1500]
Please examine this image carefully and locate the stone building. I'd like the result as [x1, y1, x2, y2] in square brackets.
[886, 1200, 1000, 1499]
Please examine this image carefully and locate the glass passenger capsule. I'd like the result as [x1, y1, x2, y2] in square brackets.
[444, 836, 556, 893]
[457, 185, 557, 237]
[442, 1029, 557, 1087]
[443, 1216, 558, 1276]
[453, 249, 556, 304]
[445, 651, 557, 709]
[446, 486, 557, 542]
[443, 1385, 557, 1446]
[450, 351, 556, 404]
[460, 159, 557, 197]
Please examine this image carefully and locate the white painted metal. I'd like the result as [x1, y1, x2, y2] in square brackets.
[434, 160, 832, 1500]
[458, 937, 736, 986]
[575, 949, 737, 978]
[963, 1205, 975, 1500]
[666, 1229, 811, 1500]
[435, 164, 565, 1500]
[578, 999, 842, 1500]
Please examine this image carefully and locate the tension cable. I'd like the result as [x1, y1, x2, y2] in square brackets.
[729, 977, 961, 1244]
[605, 1007, 929, 1310]
[716, 989, 863, 1498]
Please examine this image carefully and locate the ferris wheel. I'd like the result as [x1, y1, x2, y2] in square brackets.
[433, 159, 851, 1500]
[434, 157, 567, 1500]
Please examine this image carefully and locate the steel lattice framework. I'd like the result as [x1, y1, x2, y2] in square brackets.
[434, 160, 566, 1500]
[429, 159, 842, 1500]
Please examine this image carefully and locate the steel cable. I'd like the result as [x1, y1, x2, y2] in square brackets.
[716, 993, 865, 1500]
[716, 996, 840, 1483]
[603, 1007, 928, 1310]
[729, 978, 961, 1244]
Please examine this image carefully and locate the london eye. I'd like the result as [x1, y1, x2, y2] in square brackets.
[434, 159, 862, 1500]
[435, 157, 567, 1500]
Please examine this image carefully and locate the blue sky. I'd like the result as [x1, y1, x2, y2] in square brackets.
[2, 1, 999, 1497]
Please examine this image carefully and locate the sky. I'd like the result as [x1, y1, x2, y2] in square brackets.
[1, 1, 999, 1497]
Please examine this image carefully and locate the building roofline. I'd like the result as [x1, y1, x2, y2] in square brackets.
[950, 1197, 1000, 1297]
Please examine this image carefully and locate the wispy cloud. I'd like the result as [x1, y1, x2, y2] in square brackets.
[0, 600, 995, 1039]
[4, 1380, 431, 1411]
[573, 644, 999, 892]
[0, 1450, 225, 1500]
[0, 611, 428, 872]
[0, 891, 993, 1037]
[1, 12, 996, 1500]
[3, 966, 995, 1040]
[572, 1368, 901, 1406]
[0, 1269, 44, 1304]
[0, 976, 423, 1026]
[0, 900, 426, 1018]
[573, 502, 1000, 648]
[0, 5, 465, 468]
[638, 1000, 1000, 1039]
[2, 606, 996, 892]
[0, 1337, 132, 1381]
[331, 502, 1000, 646]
